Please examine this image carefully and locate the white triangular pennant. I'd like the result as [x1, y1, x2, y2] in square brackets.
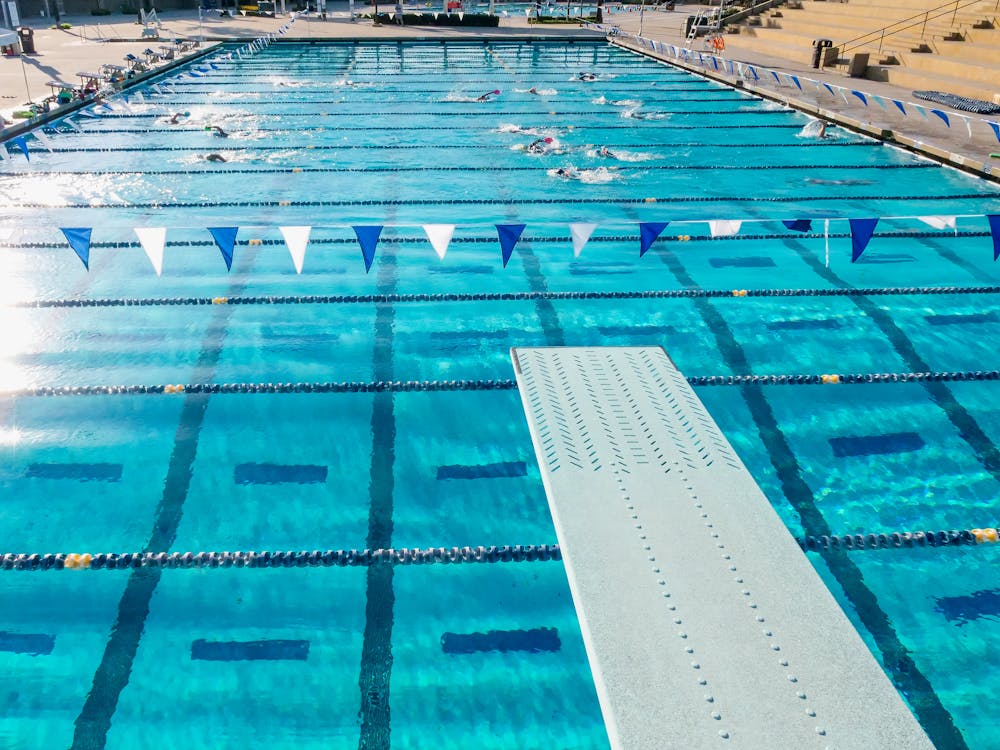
[134, 227, 167, 275]
[0, 145, 10, 161]
[423, 224, 455, 260]
[458, 11, 464, 19]
[569, 222, 597, 257]
[917, 215, 956, 231]
[32, 130, 53, 152]
[708, 220, 742, 237]
[279, 225, 311, 273]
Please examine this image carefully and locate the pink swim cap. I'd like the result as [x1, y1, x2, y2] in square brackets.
[493, 89, 501, 94]
[544, 137, 553, 143]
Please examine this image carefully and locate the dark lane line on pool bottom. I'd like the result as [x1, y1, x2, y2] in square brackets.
[358, 227, 398, 749]
[69, 264, 257, 750]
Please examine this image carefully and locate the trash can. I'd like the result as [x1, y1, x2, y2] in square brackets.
[17, 26, 35, 54]
[811, 38, 832, 69]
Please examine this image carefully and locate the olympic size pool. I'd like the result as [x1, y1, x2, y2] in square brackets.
[1, 39, 999, 750]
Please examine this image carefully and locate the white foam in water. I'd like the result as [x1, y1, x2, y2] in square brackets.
[547, 165, 622, 183]
[268, 76, 308, 88]
[496, 123, 562, 137]
[584, 147, 656, 162]
[515, 87, 558, 96]
[621, 107, 667, 120]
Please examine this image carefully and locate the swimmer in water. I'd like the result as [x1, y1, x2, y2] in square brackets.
[577, 71, 597, 81]
[554, 166, 581, 180]
[169, 111, 189, 124]
[817, 121, 828, 139]
[527, 137, 554, 154]
[805, 177, 873, 186]
[477, 89, 501, 102]
[205, 153, 227, 163]
[208, 125, 229, 138]
[596, 146, 616, 158]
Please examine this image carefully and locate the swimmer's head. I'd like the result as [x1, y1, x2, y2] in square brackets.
[544, 137, 553, 143]
[492, 89, 501, 95]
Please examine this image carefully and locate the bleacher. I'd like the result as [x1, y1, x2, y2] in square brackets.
[728, 0, 1000, 102]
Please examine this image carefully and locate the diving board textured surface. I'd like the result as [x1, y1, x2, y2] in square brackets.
[511, 346, 934, 750]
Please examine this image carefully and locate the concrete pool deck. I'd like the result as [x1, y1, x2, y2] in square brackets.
[1, 2, 998, 180]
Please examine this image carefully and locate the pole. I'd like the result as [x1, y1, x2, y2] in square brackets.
[638, 0, 645, 35]
[19, 51, 31, 105]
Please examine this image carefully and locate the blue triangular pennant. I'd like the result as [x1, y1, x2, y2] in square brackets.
[849, 218, 879, 262]
[60, 227, 92, 270]
[639, 222, 670, 257]
[782, 219, 812, 233]
[352, 225, 383, 273]
[208, 226, 239, 271]
[988, 121, 1000, 143]
[929, 109, 950, 127]
[771, 70, 781, 85]
[823, 83, 835, 97]
[13, 136, 29, 161]
[850, 90, 867, 106]
[790, 75, 802, 91]
[892, 99, 907, 115]
[496, 224, 526, 267]
[988, 215, 1000, 261]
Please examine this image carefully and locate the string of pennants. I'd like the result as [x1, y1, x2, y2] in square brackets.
[55, 215, 1000, 273]
[230, 13, 300, 60]
[589, 24, 1000, 144]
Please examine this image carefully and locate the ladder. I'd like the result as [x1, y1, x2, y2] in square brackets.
[684, 8, 707, 45]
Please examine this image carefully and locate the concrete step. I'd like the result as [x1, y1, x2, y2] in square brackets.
[895, 45, 1000, 83]
[868, 62, 1000, 100]
[763, 7, 988, 39]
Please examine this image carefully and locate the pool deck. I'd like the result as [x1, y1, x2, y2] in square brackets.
[1, 3, 998, 179]
[512, 345, 935, 750]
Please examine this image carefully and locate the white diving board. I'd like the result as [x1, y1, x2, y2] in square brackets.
[511, 346, 934, 750]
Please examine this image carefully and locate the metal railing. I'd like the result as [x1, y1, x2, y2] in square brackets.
[839, 0, 986, 54]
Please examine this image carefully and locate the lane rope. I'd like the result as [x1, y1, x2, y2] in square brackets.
[4, 193, 989, 209]
[14, 285, 1000, 308]
[6, 369, 1000, 398]
[1, 544, 563, 570]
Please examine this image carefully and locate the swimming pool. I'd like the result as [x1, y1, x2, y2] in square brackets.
[1, 39, 999, 749]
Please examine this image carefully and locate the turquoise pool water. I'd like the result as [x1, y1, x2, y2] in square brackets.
[1, 39, 999, 749]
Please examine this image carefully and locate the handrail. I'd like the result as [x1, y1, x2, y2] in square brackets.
[839, 0, 985, 54]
